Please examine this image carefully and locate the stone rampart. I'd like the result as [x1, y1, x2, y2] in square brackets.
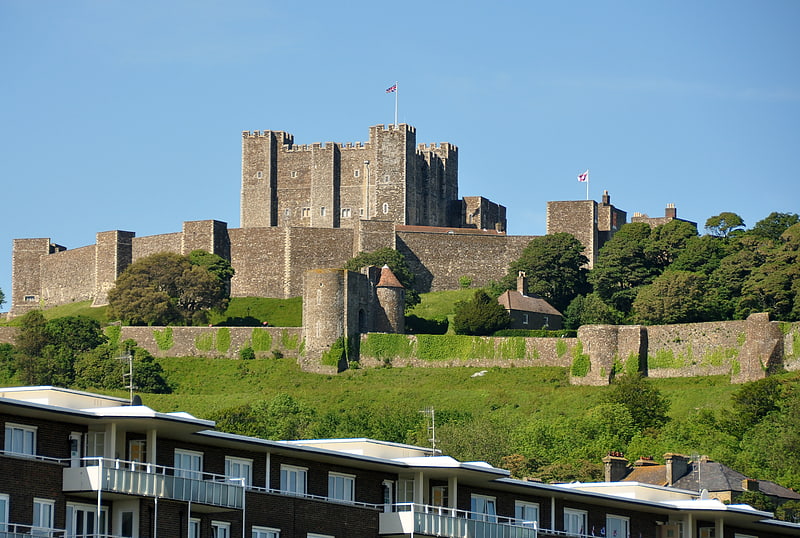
[229, 227, 288, 297]
[118, 326, 303, 360]
[41, 245, 96, 306]
[132, 233, 183, 260]
[396, 230, 534, 292]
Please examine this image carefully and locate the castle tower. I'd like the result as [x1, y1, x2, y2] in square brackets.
[93, 230, 135, 306]
[9, 238, 65, 317]
[374, 265, 405, 334]
[241, 130, 293, 228]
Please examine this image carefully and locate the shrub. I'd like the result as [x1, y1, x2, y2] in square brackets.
[239, 346, 255, 360]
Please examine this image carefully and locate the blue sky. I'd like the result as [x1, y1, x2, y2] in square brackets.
[2, 1, 799, 310]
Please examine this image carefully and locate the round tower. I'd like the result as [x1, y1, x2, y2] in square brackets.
[303, 269, 345, 356]
[375, 265, 405, 334]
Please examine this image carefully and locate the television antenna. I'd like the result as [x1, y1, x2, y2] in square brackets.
[420, 407, 437, 455]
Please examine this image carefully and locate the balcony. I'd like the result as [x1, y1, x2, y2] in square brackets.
[379, 504, 541, 538]
[62, 458, 244, 510]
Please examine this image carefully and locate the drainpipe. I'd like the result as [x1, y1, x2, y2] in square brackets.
[154, 496, 158, 538]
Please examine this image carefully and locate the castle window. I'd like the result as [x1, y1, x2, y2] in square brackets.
[359, 208, 364, 217]
[284, 209, 291, 217]
[290, 171, 298, 178]
[24, 295, 36, 302]
[341, 208, 351, 218]
[256, 171, 263, 179]
[382, 202, 389, 214]
[320, 206, 327, 217]
[384, 174, 390, 183]
[301, 208, 310, 218]
[354, 169, 360, 178]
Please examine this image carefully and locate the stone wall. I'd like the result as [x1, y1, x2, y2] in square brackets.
[118, 326, 303, 359]
[132, 232, 182, 260]
[396, 229, 533, 292]
[40, 245, 96, 306]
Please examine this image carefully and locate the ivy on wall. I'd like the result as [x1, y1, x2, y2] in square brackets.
[153, 327, 174, 351]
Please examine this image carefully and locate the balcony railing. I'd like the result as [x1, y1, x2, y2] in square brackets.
[379, 503, 599, 538]
[0, 525, 130, 538]
[62, 457, 244, 510]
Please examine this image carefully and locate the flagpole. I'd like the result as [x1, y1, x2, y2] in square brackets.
[394, 81, 398, 127]
[586, 169, 589, 200]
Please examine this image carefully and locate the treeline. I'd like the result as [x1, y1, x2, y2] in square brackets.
[486, 211, 800, 327]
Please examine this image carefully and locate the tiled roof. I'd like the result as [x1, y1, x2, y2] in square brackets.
[497, 290, 562, 316]
[377, 265, 403, 288]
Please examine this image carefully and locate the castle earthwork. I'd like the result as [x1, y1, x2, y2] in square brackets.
[9, 123, 688, 321]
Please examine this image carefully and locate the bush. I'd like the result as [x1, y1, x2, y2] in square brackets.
[239, 346, 256, 360]
[405, 315, 448, 335]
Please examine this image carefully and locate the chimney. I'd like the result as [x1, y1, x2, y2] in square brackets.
[634, 456, 658, 467]
[664, 453, 689, 486]
[602, 453, 629, 482]
[665, 203, 677, 219]
[602, 190, 610, 205]
[517, 271, 528, 295]
[742, 479, 759, 492]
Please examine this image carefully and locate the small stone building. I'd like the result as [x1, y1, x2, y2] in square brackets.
[496, 272, 563, 330]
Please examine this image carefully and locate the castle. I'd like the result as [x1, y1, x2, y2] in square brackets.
[8, 123, 687, 322]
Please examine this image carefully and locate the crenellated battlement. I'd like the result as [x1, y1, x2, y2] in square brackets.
[371, 123, 415, 134]
[417, 142, 458, 154]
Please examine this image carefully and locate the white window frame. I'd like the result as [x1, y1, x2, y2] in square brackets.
[0, 493, 9, 532]
[354, 169, 360, 178]
[397, 478, 414, 503]
[252, 526, 280, 538]
[307, 534, 334, 538]
[564, 508, 587, 536]
[290, 171, 298, 178]
[522, 313, 529, 325]
[515, 501, 539, 528]
[66, 502, 109, 537]
[382, 202, 389, 214]
[212, 520, 231, 538]
[301, 207, 310, 218]
[284, 208, 291, 217]
[85, 430, 105, 461]
[189, 518, 201, 538]
[33, 498, 55, 535]
[606, 514, 629, 538]
[470, 494, 497, 522]
[320, 206, 326, 217]
[24, 295, 37, 302]
[174, 449, 203, 480]
[431, 485, 448, 507]
[225, 456, 253, 487]
[328, 472, 355, 503]
[280, 464, 307, 495]
[4, 423, 36, 456]
[341, 208, 351, 218]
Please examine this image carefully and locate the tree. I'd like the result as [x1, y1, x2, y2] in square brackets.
[589, 223, 659, 315]
[563, 293, 623, 329]
[108, 252, 229, 325]
[748, 212, 800, 241]
[14, 310, 49, 357]
[498, 233, 589, 312]
[705, 212, 745, 238]
[0, 286, 4, 309]
[452, 290, 511, 335]
[344, 247, 420, 309]
[603, 373, 670, 431]
[632, 271, 712, 325]
[644, 219, 699, 269]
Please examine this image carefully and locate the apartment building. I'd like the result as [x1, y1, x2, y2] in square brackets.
[1, 386, 799, 538]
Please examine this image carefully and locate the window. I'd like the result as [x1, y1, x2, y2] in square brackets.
[397, 478, 414, 503]
[24, 295, 37, 302]
[290, 171, 298, 178]
[522, 313, 529, 325]
[0, 493, 8, 532]
[253, 526, 280, 538]
[470, 494, 497, 522]
[515, 501, 539, 528]
[4, 423, 36, 456]
[86, 431, 105, 463]
[33, 498, 55, 536]
[225, 456, 253, 487]
[212, 521, 231, 538]
[382, 202, 389, 214]
[66, 502, 108, 537]
[328, 472, 355, 502]
[256, 171, 263, 179]
[189, 518, 200, 538]
[174, 449, 203, 480]
[280, 465, 307, 495]
[431, 485, 448, 507]
[341, 208, 351, 218]
[307, 534, 334, 538]
[284, 208, 291, 217]
[359, 208, 364, 217]
[320, 206, 327, 217]
[120, 511, 134, 538]
[354, 169, 360, 178]
[606, 515, 629, 538]
[129, 439, 146, 470]
[301, 208, 310, 218]
[384, 174, 390, 183]
[564, 508, 587, 536]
